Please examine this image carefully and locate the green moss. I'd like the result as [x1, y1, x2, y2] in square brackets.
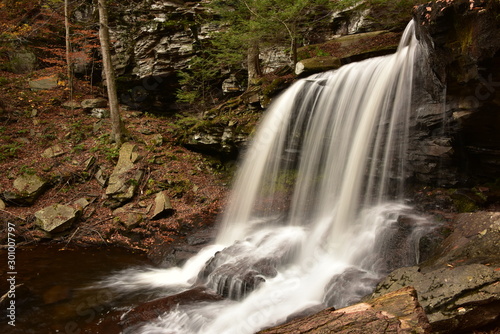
[448, 189, 479, 213]
[262, 78, 286, 97]
[0, 142, 24, 162]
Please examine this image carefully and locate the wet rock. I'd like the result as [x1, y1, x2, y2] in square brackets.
[199, 248, 281, 299]
[258, 286, 431, 334]
[372, 211, 500, 333]
[186, 229, 216, 246]
[410, 0, 500, 186]
[151, 191, 174, 220]
[121, 287, 223, 329]
[324, 267, 380, 309]
[373, 264, 500, 333]
[105, 143, 143, 208]
[296, 31, 401, 76]
[2, 174, 49, 206]
[167, 244, 206, 266]
[295, 56, 341, 76]
[35, 204, 81, 233]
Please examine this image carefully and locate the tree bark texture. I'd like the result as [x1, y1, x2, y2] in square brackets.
[98, 0, 123, 145]
[257, 287, 431, 334]
[64, 0, 73, 99]
[247, 42, 262, 88]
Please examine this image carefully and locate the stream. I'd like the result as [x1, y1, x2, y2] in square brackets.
[0, 244, 150, 334]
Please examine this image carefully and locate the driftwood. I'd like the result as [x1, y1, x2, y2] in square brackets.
[258, 286, 431, 334]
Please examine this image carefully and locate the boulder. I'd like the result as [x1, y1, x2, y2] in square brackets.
[35, 204, 80, 233]
[295, 56, 342, 76]
[94, 166, 108, 187]
[81, 98, 108, 109]
[73, 198, 90, 211]
[90, 108, 110, 119]
[258, 287, 431, 334]
[113, 206, 144, 229]
[8, 49, 37, 73]
[105, 143, 143, 208]
[121, 287, 223, 329]
[29, 75, 59, 90]
[151, 191, 174, 220]
[62, 100, 81, 109]
[2, 174, 49, 206]
[41, 145, 65, 158]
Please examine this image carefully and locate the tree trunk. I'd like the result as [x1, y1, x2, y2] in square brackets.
[98, 0, 123, 145]
[64, 0, 73, 100]
[257, 287, 431, 334]
[247, 42, 262, 88]
[291, 37, 297, 67]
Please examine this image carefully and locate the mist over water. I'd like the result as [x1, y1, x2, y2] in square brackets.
[99, 21, 435, 334]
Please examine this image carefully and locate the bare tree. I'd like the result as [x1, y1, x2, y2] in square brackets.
[64, 0, 73, 100]
[98, 0, 123, 145]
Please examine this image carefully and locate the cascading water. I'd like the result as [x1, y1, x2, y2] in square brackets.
[98, 20, 435, 334]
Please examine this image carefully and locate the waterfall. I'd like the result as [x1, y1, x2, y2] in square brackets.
[99, 20, 435, 334]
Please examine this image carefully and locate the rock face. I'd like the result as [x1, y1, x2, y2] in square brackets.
[258, 287, 431, 334]
[35, 204, 81, 233]
[372, 211, 500, 333]
[105, 0, 417, 113]
[107, 1, 212, 110]
[409, 0, 500, 186]
[374, 264, 500, 333]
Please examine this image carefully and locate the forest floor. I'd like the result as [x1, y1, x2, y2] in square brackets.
[0, 67, 231, 260]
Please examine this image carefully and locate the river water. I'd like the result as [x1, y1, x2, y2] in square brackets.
[0, 245, 150, 334]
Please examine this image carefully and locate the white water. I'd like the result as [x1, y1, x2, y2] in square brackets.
[99, 21, 435, 334]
